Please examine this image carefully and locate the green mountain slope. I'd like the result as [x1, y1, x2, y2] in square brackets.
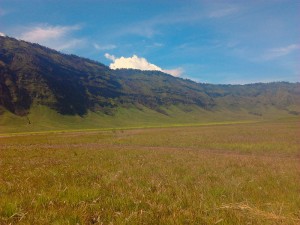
[0, 36, 299, 133]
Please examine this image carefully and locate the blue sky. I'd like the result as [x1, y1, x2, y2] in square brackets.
[1, 0, 299, 84]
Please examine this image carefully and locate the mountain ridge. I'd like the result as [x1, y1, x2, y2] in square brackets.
[0, 36, 299, 132]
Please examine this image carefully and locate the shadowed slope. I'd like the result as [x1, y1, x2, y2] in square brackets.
[0, 36, 299, 132]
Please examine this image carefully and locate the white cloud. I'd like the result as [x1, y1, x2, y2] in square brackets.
[18, 24, 84, 51]
[105, 54, 183, 77]
[104, 53, 116, 61]
[209, 6, 239, 18]
[146, 42, 164, 48]
[120, 25, 158, 38]
[19, 24, 80, 43]
[0, 32, 6, 37]
[94, 43, 116, 51]
[162, 68, 184, 77]
[105, 54, 161, 70]
[262, 44, 300, 60]
[56, 39, 85, 51]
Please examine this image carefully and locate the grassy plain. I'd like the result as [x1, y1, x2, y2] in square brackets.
[0, 118, 299, 224]
[1, 104, 296, 134]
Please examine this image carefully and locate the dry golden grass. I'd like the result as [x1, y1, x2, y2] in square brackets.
[0, 119, 299, 224]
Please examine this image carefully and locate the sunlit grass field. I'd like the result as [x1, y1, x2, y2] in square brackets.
[0, 118, 299, 224]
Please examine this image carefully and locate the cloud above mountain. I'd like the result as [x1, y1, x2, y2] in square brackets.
[18, 24, 85, 51]
[105, 54, 161, 70]
[261, 44, 300, 60]
[104, 53, 183, 77]
[208, 6, 239, 18]
[94, 44, 116, 51]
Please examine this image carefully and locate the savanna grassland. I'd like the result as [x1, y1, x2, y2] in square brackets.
[0, 119, 299, 224]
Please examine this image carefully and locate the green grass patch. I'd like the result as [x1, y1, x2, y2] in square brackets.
[1, 104, 298, 134]
[0, 120, 299, 224]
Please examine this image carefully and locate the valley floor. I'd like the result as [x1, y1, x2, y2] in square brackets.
[0, 119, 299, 224]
